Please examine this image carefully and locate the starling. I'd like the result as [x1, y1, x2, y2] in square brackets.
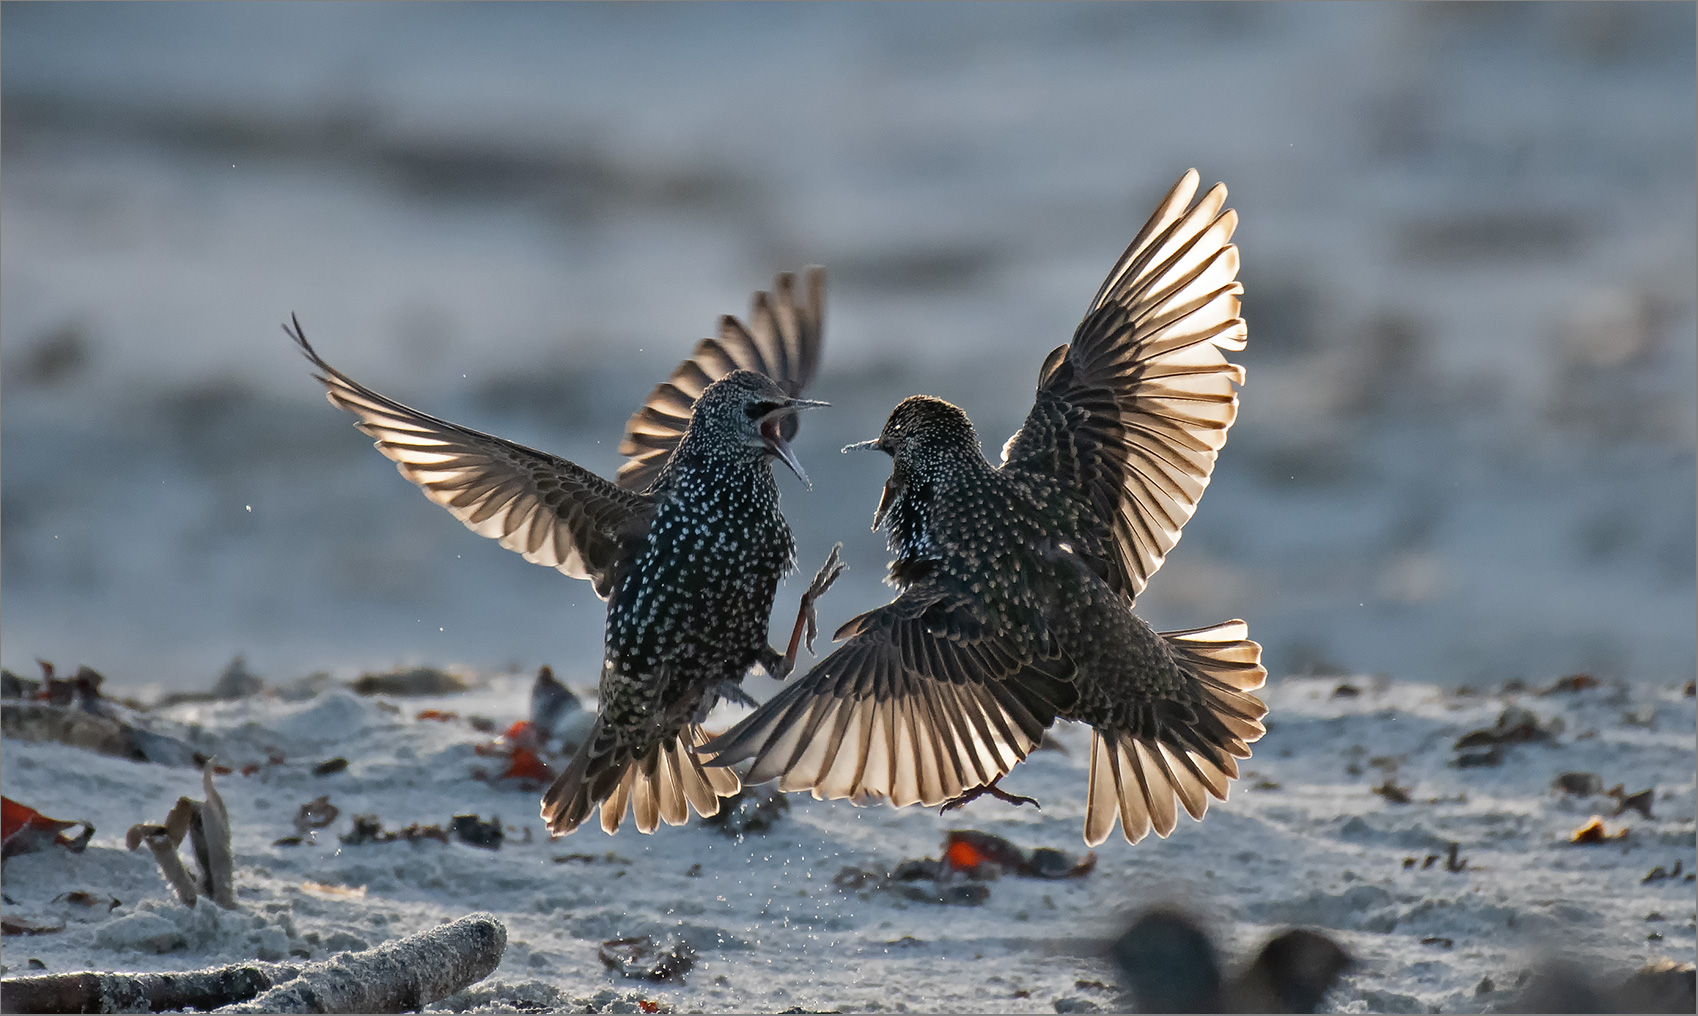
[705, 171, 1267, 845]
[286, 269, 845, 835]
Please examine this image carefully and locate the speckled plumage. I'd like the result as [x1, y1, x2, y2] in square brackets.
[557, 371, 804, 833]
[286, 270, 830, 836]
[706, 173, 1267, 845]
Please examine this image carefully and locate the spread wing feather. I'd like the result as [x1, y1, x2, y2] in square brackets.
[701, 583, 1075, 808]
[286, 316, 655, 599]
[1002, 170, 1247, 602]
[617, 268, 825, 491]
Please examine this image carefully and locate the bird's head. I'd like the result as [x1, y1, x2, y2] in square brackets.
[843, 394, 980, 463]
[689, 369, 826, 487]
[842, 395, 982, 531]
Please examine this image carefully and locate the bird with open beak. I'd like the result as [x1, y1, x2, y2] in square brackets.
[287, 269, 845, 835]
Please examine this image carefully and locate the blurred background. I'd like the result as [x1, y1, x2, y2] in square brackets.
[3, 2, 1693, 695]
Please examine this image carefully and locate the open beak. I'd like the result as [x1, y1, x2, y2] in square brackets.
[762, 399, 827, 489]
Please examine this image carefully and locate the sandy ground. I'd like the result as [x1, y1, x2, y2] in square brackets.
[3, 670, 1692, 1013]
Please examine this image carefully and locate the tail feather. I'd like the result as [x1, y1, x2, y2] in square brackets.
[541, 720, 741, 835]
[1082, 620, 1267, 846]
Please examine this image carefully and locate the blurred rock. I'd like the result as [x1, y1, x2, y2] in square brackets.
[1510, 957, 1696, 1014]
[1111, 908, 1351, 1013]
[598, 935, 694, 982]
[528, 665, 588, 745]
[13, 322, 92, 387]
[211, 656, 266, 699]
[351, 667, 468, 696]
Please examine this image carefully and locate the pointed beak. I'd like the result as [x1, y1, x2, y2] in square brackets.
[841, 438, 882, 454]
[771, 433, 811, 489]
[761, 400, 825, 490]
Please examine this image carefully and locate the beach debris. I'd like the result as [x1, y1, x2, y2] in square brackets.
[51, 891, 121, 914]
[124, 765, 237, 909]
[1608, 785, 1654, 819]
[1413, 842, 1468, 872]
[1330, 683, 1361, 698]
[1568, 816, 1629, 844]
[1453, 706, 1561, 766]
[472, 720, 554, 786]
[351, 666, 468, 697]
[312, 756, 348, 776]
[1552, 772, 1603, 796]
[154, 656, 267, 708]
[1421, 936, 1454, 948]
[942, 830, 1096, 880]
[1, 668, 39, 699]
[2, 798, 94, 859]
[831, 832, 1088, 908]
[1, 916, 67, 937]
[339, 814, 451, 846]
[1371, 781, 1412, 804]
[1542, 673, 1599, 694]
[451, 814, 504, 850]
[0, 911, 506, 1014]
[1684, 680, 1695, 698]
[2, 690, 202, 767]
[1456, 707, 1559, 749]
[829, 863, 988, 906]
[1622, 708, 1658, 729]
[1111, 907, 1351, 1013]
[466, 715, 497, 733]
[553, 851, 632, 867]
[703, 786, 790, 837]
[1642, 860, 1683, 884]
[415, 709, 458, 722]
[293, 795, 339, 835]
[599, 934, 695, 982]
[5, 661, 114, 714]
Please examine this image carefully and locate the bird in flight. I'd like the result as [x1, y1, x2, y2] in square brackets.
[286, 269, 843, 835]
[706, 173, 1267, 845]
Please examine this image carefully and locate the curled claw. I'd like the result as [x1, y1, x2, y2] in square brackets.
[938, 778, 1041, 814]
[772, 544, 848, 680]
[801, 544, 847, 655]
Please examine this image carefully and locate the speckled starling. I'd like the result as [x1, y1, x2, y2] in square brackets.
[705, 172, 1268, 846]
[286, 269, 845, 835]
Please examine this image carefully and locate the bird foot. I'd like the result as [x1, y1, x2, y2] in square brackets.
[939, 780, 1041, 814]
[771, 544, 847, 679]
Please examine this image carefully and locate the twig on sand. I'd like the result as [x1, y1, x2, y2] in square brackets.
[0, 913, 507, 1014]
[1, 961, 301, 1014]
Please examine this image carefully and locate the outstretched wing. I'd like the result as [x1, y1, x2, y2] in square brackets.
[1001, 170, 1246, 602]
[287, 316, 655, 599]
[616, 268, 825, 492]
[702, 582, 1075, 808]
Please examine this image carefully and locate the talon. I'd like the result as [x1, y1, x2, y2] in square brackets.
[937, 777, 1040, 814]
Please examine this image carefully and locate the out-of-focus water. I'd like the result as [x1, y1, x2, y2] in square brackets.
[3, 2, 1694, 692]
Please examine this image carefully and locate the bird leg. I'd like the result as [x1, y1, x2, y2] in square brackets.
[767, 544, 846, 680]
[938, 776, 1041, 814]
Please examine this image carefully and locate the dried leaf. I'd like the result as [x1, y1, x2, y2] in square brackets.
[1570, 816, 1629, 844]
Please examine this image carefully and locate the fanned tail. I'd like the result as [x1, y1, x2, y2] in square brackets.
[541, 720, 740, 835]
[1083, 619, 1267, 846]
